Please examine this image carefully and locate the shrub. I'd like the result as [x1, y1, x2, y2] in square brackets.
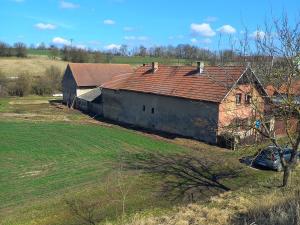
[13, 42, 27, 58]
[8, 73, 31, 97]
[0, 71, 8, 96]
[32, 66, 62, 95]
[45, 65, 62, 92]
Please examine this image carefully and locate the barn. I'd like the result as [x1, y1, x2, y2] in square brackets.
[62, 63, 133, 109]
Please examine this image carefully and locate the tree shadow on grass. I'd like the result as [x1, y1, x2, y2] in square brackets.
[124, 152, 244, 202]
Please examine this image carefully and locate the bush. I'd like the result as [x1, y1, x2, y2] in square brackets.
[31, 76, 52, 96]
[45, 65, 62, 92]
[8, 73, 31, 97]
[32, 66, 62, 95]
[0, 71, 8, 96]
[13, 42, 27, 58]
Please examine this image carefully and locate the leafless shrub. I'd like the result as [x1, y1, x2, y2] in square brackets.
[65, 198, 103, 225]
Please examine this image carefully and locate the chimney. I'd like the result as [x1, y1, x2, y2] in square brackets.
[152, 62, 159, 73]
[196, 61, 204, 74]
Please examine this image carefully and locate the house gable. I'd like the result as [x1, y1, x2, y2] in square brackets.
[218, 68, 267, 134]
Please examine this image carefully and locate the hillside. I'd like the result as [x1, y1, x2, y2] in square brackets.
[0, 53, 191, 78]
[0, 96, 277, 225]
[0, 56, 68, 77]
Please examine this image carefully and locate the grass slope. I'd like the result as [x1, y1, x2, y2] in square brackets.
[0, 56, 68, 77]
[0, 96, 274, 225]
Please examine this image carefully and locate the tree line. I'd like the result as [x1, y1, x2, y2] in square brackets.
[0, 42, 27, 57]
[0, 41, 245, 64]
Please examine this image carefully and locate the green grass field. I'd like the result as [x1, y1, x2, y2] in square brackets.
[0, 96, 274, 225]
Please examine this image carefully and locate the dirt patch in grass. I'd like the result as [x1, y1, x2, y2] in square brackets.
[9, 100, 51, 105]
[0, 112, 71, 121]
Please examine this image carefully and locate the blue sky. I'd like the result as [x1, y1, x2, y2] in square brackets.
[1, 0, 299, 50]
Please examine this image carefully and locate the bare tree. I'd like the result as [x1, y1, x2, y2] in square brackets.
[220, 13, 300, 187]
[13, 42, 27, 58]
[65, 198, 103, 225]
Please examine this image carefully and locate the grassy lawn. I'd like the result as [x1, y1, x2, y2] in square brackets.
[0, 96, 274, 225]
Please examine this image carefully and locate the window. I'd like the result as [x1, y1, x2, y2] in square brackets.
[235, 93, 242, 105]
[151, 108, 154, 114]
[142, 105, 146, 112]
[245, 94, 252, 104]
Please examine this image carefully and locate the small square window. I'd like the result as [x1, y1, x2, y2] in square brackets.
[245, 94, 252, 104]
[236, 94, 242, 105]
[142, 105, 146, 111]
[151, 108, 154, 114]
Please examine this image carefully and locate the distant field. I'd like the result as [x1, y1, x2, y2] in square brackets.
[0, 56, 68, 77]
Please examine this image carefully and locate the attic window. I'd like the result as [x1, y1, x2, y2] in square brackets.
[236, 93, 242, 105]
[245, 94, 252, 104]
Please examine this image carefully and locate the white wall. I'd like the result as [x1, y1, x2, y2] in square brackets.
[76, 88, 95, 97]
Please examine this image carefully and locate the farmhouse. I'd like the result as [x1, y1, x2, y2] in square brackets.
[100, 62, 268, 144]
[62, 62, 268, 145]
[62, 63, 133, 108]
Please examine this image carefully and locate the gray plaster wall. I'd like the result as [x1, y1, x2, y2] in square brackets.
[102, 89, 219, 144]
[62, 66, 77, 106]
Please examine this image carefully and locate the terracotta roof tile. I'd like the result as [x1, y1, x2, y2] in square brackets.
[279, 80, 300, 95]
[103, 64, 247, 103]
[69, 63, 133, 87]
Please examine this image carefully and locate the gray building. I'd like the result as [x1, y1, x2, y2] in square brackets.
[62, 63, 132, 107]
[101, 62, 267, 144]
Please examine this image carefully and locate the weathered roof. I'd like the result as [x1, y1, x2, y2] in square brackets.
[265, 80, 300, 97]
[103, 64, 247, 103]
[279, 80, 300, 96]
[68, 63, 133, 87]
[77, 88, 102, 102]
[265, 85, 276, 96]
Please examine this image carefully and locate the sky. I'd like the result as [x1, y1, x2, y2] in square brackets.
[0, 0, 299, 51]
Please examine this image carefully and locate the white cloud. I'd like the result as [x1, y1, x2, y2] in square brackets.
[217, 25, 236, 34]
[123, 26, 134, 32]
[105, 44, 121, 50]
[191, 23, 216, 37]
[52, 37, 71, 45]
[251, 30, 266, 39]
[60, 1, 80, 9]
[124, 36, 148, 41]
[35, 23, 56, 30]
[103, 19, 116, 25]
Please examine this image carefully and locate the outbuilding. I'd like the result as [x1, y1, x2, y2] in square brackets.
[62, 63, 133, 108]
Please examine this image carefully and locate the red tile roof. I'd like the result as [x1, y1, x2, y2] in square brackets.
[279, 80, 300, 95]
[265, 85, 277, 96]
[103, 64, 247, 103]
[68, 63, 133, 87]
